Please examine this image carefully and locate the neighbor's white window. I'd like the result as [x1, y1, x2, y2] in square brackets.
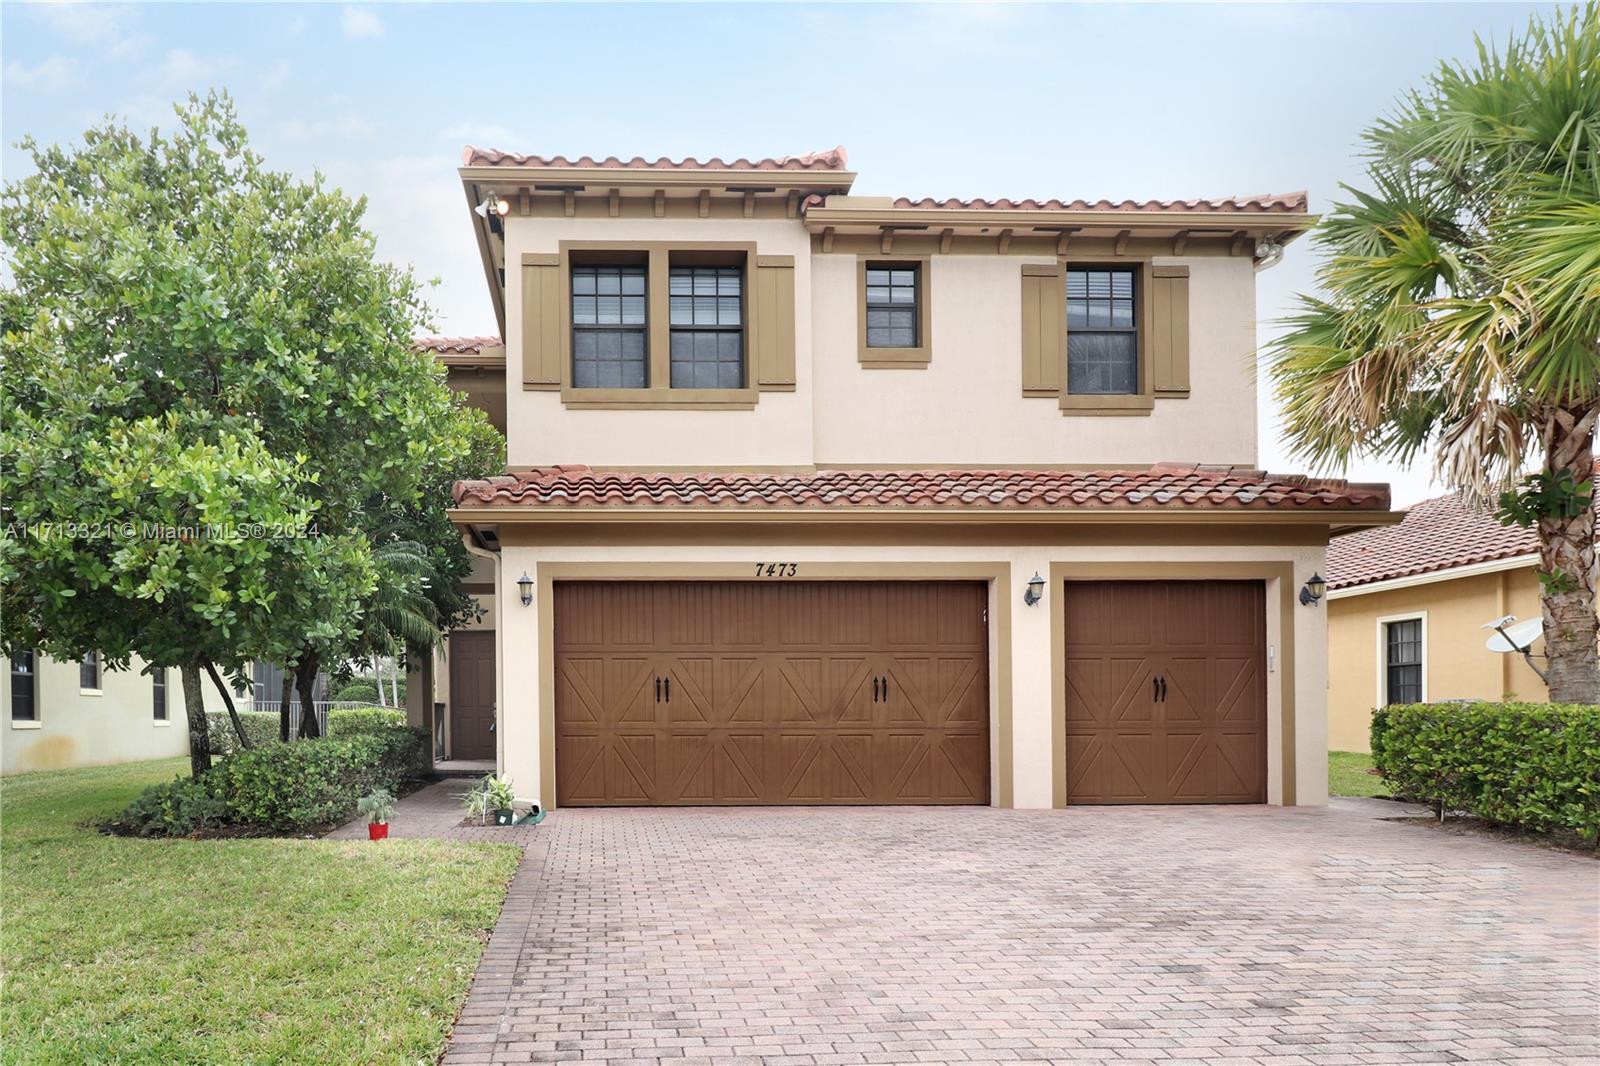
[1379, 614, 1426, 705]
[79, 650, 102, 692]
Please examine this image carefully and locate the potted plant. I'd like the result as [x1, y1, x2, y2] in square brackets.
[483, 776, 517, 826]
[357, 787, 396, 840]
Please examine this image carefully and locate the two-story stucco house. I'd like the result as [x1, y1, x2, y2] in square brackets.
[432, 146, 1396, 812]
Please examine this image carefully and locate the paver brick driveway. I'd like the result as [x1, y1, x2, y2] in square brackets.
[445, 802, 1598, 1065]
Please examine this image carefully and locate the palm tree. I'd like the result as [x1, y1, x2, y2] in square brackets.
[1270, 4, 1600, 703]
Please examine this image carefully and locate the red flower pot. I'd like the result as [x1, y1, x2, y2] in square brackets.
[368, 822, 389, 841]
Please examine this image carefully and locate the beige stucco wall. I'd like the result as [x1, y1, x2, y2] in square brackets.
[1, 653, 229, 775]
[499, 213, 1259, 470]
[810, 254, 1258, 467]
[484, 538, 1329, 811]
[1326, 565, 1546, 753]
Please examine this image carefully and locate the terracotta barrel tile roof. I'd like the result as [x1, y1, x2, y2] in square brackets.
[888, 192, 1309, 213]
[1327, 490, 1541, 590]
[462, 146, 849, 171]
[453, 463, 1389, 513]
[415, 335, 502, 355]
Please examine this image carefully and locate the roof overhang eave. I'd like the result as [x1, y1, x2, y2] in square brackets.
[801, 205, 1319, 238]
[459, 166, 858, 193]
[449, 505, 1401, 529]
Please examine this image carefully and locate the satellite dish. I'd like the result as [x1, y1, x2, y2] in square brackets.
[1484, 616, 1542, 653]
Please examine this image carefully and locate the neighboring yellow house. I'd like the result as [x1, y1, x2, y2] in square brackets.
[1325, 490, 1546, 753]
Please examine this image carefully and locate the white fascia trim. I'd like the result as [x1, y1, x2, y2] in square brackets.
[1327, 553, 1538, 600]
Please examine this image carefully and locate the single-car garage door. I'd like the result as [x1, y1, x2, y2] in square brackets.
[554, 581, 989, 806]
[1064, 581, 1266, 804]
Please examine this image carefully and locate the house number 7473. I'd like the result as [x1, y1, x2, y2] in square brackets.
[755, 563, 798, 577]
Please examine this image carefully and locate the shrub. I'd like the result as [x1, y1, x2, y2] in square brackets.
[112, 726, 427, 836]
[1371, 702, 1600, 841]
[208, 710, 282, 754]
[327, 707, 405, 737]
[331, 679, 379, 703]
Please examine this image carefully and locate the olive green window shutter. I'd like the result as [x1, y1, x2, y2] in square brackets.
[1150, 265, 1190, 397]
[1020, 263, 1065, 396]
[521, 252, 562, 390]
[753, 255, 796, 390]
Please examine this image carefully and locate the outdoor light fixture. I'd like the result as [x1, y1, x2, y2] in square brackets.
[474, 195, 511, 219]
[1023, 572, 1045, 607]
[517, 571, 534, 607]
[1299, 572, 1327, 607]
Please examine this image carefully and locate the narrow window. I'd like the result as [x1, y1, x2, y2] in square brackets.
[79, 650, 101, 691]
[1066, 268, 1138, 395]
[152, 667, 168, 721]
[1383, 619, 1424, 704]
[10, 650, 37, 722]
[571, 264, 648, 388]
[668, 265, 744, 389]
[865, 264, 920, 348]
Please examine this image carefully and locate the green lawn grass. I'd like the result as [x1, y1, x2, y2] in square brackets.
[1, 758, 520, 1065]
[1329, 750, 1393, 798]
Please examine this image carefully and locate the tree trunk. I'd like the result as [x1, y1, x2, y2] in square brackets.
[278, 670, 294, 743]
[296, 645, 321, 739]
[373, 653, 385, 706]
[179, 661, 212, 778]
[204, 661, 252, 750]
[1539, 403, 1599, 704]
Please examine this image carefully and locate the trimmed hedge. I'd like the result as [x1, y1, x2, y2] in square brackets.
[207, 707, 406, 754]
[113, 726, 427, 836]
[1371, 701, 1600, 841]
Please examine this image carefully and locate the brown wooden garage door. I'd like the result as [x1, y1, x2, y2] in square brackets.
[554, 581, 989, 806]
[1063, 581, 1266, 804]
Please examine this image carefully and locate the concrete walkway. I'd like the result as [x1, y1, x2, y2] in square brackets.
[325, 779, 546, 845]
[339, 788, 1598, 1065]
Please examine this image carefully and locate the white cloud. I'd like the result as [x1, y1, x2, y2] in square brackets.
[29, 1, 138, 44]
[340, 5, 384, 39]
[4, 55, 79, 92]
[156, 48, 233, 85]
[261, 58, 293, 92]
[441, 122, 524, 147]
[108, 33, 156, 60]
[278, 111, 377, 142]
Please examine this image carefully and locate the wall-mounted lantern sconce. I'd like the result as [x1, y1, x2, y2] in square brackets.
[517, 571, 534, 607]
[1023, 572, 1045, 607]
[1298, 572, 1326, 607]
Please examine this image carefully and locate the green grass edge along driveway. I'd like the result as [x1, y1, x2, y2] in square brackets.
[1328, 750, 1393, 798]
[1, 759, 520, 1065]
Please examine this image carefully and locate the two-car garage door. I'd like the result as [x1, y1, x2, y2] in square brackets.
[553, 582, 990, 806]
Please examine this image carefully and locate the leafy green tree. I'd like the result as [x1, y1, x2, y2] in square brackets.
[2, 92, 487, 765]
[1269, 4, 1600, 702]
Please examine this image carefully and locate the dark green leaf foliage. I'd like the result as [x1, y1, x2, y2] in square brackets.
[206, 707, 405, 755]
[330, 679, 381, 703]
[113, 725, 425, 835]
[1371, 702, 1600, 840]
[1497, 469, 1595, 527]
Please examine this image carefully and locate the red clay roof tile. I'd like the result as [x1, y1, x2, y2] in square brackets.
[461, 146, 850, 171]
[888, 192, 1310, 213]
[1326, 490, 1541, 591]
[453, 463, 1389, 513]
[415, 335, 501, 354]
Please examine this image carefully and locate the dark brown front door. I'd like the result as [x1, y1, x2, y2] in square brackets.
[553, 581, 989, 806]
[449, 630, 496, 760]
[1063, 581, 1266, 804]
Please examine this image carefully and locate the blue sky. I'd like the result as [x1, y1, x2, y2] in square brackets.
[2, 1, 1554, 504]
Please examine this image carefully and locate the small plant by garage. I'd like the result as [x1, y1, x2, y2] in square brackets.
[358, 787, 397, 840]
[461, 775, 517, 826]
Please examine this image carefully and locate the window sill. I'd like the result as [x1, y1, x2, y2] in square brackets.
[559, 387, 758, 411]
[80, 688, 104, 697]
[1059, 393, 1155, 417]
[859, 346, 932, 369]
[10, 719, 41, 730]
[153, 719, 171, 727]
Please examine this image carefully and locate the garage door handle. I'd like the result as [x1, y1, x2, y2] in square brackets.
[664, 677, 671, 703]
[655, 677, 661, 702]
[882, 676, 889, 701]
[1152, 676, 1159, 702]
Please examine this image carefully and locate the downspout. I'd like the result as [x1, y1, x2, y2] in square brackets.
[462, 531, 504, 775]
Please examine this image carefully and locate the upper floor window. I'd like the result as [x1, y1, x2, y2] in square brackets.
[571, 265, 648, 389]
[10, 650, 37, 722]
[80, 650, 101, 692]
[152, 667, 168, 721]
[668, 265, 744, 389]
[1066, 268, 1138, 395]
[1383, 617, 1424, 704]
[865, 265, 920, 348]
